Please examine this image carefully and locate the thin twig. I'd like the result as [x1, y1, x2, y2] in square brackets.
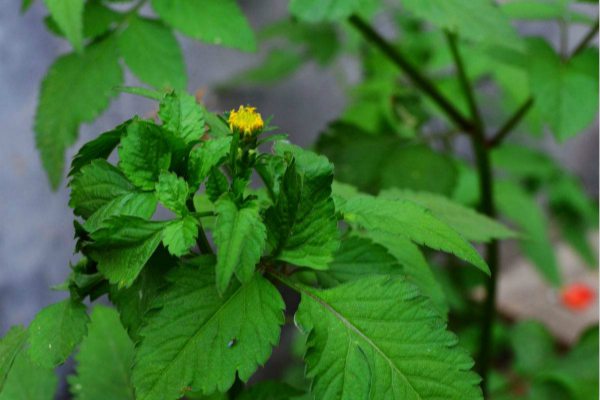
[572, 19, 599, 57]
[487, 97, 534, 148]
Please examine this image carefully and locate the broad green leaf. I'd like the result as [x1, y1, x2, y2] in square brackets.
[236, 381, 305, 400]
[187, 136, 232, 189]
[151, 0, 256, 51]
[83, 1, 121, 38]
[43, 0, 84, 51]
[317, 236, 402, 287]
[89, 216, 168, 287]
[290, 0, 378, 22]
[496, 181, 560, 285]
[0, 326, 28, 392]
[528, 39, 598, 140]
[69, 159, 135, 218]
[28, 299, 90, 368]
[510, 321, 556, 377]
[295, 275, 482, 399]
[402, 0, 523, 50]
[267, 143, 340, 269]
[69, 121, 127, 177]
[69, 306, 135, 400]
[158, 91, 205, 144]
[338, 193, 489, 274]
[381, 189, 516, 242]
[118, 120, 172, 190]
[0, 351, 57, 400]
[492, 144, 558, 182]
[84, 192, 158, 233]
[366, 231, 449, 318]
[214, 198, 266, 293]
[162, 215, 199, 257]
[133, 264, 284, 399]
[119, 17, 186, 90]
[500, 0, 594, 24]
[156, 172, 189, 215]
[35, 37, 122, 189]
[206, 168, 230, 202]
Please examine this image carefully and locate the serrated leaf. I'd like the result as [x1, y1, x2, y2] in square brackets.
[69, 121, 128, 177]
[156, 172, 189, 215]
[84, 192, 158, 233]
[43, 0, 84, 51]
[338, 193, 489, 274]
[119, 16, 187, 90]
[133, 264, 284, 400]
[381, 189, 516, 242]
[151, 0, 256, 51]
[0, 350, 57, 400]
[83, 1, 121, 38]
[89, 216, 168, 287]
[118, 120, 172, 190]
[68, 306, 135, 400]
[290, 0, 377, 22]
[402, 0, 522, 50]
[158, 91, 205, 144]
[187, 136, 232, 189]
[28, 299, 90, 368]
[0, 326, 28, 392]
[214, 198, 267, 293]
[316, 236, 402, 287]
[69, 159, 136, 219]
[294, 275, 482, 399]
[528, 39, 598, 140]
[206, 168, 230, 202]
[35, 36, 122, 189]
[162, 215, 199, 257]
[495, 181, 560, 285]
[267, 143, 339, 269]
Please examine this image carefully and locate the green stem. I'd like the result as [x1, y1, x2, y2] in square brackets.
[487, 97, 534, 148]
[196, 225, 213, 255]
[445, 29, 498, 396]
[348, 15, 474, 133]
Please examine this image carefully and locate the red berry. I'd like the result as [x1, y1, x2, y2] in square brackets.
[561, 283, 595, 311]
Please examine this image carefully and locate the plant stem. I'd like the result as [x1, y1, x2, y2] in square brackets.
[348, 15, 474, 133]
[572, 18, 599, 57]
[445, 29, 498, 396]
[487, 97, 534, 148]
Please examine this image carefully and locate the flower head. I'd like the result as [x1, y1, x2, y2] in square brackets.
[228, 105, 264, 136]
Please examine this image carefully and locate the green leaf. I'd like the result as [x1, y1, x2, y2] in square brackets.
[510, 321, 556, 377]
[0, 350, 57, 400]
[528, 39, 598, 140]
[267, 143, 340, 269]
[118, 120, 172, 190]
[214, 198, 267, 294]
[495, 181, 560, 285]
[89, 216, 168, 287]
[236, 381, 305, 400]
[317, 236, 402, 287]
[133, 264, 284, 399]
[381, 189, 516, 242]
[228, 49, 304, 85]
[158, 91, 205, 144]
[500, 0, 594, 24]
[206, 168, 230, 202]
[119, 17, 187, 90]
[35, 36, 122, 189]
[28, 299, 90, 368]
[69, 159, 136, 218]
[0, 326, 28, 392]
[294, 275, 482, 399]
[366, 230, 449, 318]
[150, 0, 256, 51]
[69, 122, 127, 177]
[338, 193, 489, 274]
[402, 0, 523, 50]
[83, 1, 121, 38]
[84, 192, 158, 233]
[69, 306, 135, 400]
[21, 0, 35, 13]
[187, 136, 232, 189]
[162, 215, 199, 257]
[43, 0, 84, 51]
[289, 0, 378, 22]
[156, 172, 189, 215]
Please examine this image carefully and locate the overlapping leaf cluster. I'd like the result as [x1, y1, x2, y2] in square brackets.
[0, 89, 522, 399]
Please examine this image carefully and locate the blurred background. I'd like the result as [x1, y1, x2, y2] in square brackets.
[0, 1, 598, 396]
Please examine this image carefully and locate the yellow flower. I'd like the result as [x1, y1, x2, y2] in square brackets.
[228, 105, 264, 136]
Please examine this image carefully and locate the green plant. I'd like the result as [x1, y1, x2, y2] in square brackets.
[11, 0, 600, 399]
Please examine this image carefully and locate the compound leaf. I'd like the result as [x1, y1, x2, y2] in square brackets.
[158, 91, 205, 145]
[162, 215, 199, 257]
[156, 172, 189, 215]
